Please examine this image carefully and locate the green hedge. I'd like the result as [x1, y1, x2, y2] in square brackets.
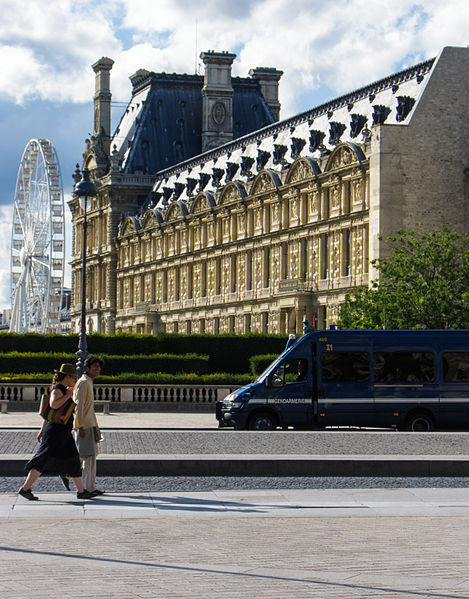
[0, 333, 287, 374]
[0, 352, 209, 376]
[0, 371, 252, 385]
[249, 354, 280, 376]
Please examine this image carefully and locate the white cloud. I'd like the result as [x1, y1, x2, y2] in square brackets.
[0, 0, 468, 114]
[112, 0, 469, 115]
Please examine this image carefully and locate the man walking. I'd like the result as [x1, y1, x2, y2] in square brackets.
[74, 356, 105, 497]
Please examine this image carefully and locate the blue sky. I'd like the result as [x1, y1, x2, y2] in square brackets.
[0, 0, 468, 311]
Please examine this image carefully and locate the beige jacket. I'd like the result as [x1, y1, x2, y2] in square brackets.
[73, 374, 98, 429]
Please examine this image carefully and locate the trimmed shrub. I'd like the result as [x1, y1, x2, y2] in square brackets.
[0, 332, 288, 374]
[0, 352, 209, 375]
[249, 354, 280, 376]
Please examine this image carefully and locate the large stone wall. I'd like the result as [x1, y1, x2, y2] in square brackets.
[115, 146, 370, 335]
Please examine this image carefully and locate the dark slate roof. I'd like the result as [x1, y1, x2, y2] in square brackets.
[112, 73, 275, 175]
[131, 55, 436, 215]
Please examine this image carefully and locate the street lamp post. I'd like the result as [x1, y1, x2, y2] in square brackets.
[73, 167, 97, 377]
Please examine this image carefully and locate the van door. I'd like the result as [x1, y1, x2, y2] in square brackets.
[373, 351, 438, 428]
[316, 346, 373, 427]
[267, 356, 313, 427]
[437, 351, 469, 429]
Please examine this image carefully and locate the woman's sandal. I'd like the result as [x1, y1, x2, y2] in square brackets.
[19, 488, 39, 501]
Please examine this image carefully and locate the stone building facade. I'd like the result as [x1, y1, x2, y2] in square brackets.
[69, 47, 469, 336]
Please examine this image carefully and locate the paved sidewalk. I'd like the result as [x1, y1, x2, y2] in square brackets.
[1, 488, 469, 598]
[0, 410, 217, 429]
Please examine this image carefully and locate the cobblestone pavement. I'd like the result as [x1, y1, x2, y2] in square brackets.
[2, 429, 469, 456]
[2, 412, 469, 598]
[1, 491, 469, 599]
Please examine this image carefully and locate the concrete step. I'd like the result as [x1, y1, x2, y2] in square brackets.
[3, 453, 469, 477]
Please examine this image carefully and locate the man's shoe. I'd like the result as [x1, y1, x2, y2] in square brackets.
[19, 488, 38, 501]
[90, 489, 105, 497]
[77, 490, 95, 500]
[59, 474, 71, 491]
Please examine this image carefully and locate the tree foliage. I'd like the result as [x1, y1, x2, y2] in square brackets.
[338, 227, 469, 330]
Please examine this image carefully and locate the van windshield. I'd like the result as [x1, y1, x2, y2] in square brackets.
[256, 352, 289, 383]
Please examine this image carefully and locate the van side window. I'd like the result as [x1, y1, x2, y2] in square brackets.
[321, 352, 370, 382]
[442, 352, 469, 382]
[374, 352, 434, 383]
[271, 358, 308, 387]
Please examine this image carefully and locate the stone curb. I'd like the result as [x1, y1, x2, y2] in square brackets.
[2, 454, 469, 477]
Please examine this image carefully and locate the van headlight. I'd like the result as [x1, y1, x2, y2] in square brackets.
[231, 399, 246, 409]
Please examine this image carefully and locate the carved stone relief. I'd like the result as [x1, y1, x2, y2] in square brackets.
[353, 230, 363, 275]
[252, 173, 273, 195]
[330, 147, 353, 170]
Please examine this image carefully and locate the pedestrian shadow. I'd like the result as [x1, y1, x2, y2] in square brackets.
[78, 493, 278, 513]
[0, 545, 464, 599]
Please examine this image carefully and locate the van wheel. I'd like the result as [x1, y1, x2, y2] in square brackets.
[248, 412, 277, 431]
[405, 412, 434, 432]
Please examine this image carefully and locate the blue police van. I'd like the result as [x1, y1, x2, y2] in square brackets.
[216, 329, 469, 431]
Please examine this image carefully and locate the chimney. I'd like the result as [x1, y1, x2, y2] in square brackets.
[249, 67, 283, 121]
[92, 57, 114, 155]
[200, 51, 236, 152]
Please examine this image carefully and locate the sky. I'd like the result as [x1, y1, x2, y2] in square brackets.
[0, 0, 467, 312]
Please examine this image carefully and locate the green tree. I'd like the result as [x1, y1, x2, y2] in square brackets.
[338, 227, 469, 330]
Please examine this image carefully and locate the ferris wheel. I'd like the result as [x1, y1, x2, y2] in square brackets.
[10, 139, 65, 333]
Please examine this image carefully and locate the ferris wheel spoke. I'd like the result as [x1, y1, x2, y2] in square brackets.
[31, 254, 50, 271]
[26, 268, 46, 320]
[10, 139, 65, 333]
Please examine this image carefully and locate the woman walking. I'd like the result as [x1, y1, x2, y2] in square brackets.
[18, 363, 94, 501]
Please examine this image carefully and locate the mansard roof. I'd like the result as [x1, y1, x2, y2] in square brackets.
[143, 55, 435, 213]
[111, 72, 275, 175]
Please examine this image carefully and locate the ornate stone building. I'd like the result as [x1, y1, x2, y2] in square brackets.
[69, 47, 469, 335]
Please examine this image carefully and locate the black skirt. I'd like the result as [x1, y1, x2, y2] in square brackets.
[25, 419, 82, 478]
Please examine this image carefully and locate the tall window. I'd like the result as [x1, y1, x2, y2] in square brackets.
[342, 230, 351, 276]
[247, 250, 253, 290]
[343, 181, 351, 214]
[162, 270, 167, 302]
[301, 238, 308, 280]
[320, 305, 327, 329]
[262, 311, 269, 333]
[264, 247, 271, 287]
[282, 243, 289, 279]
[321, 235, 329, 279]
[118, 280, 124, 309]
[187, 264, 193, 299]
[215, 258, 221, 295]
[175, 268, 180, 300]
[231, 255, 237, 292]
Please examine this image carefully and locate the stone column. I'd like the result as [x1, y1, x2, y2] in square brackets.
[249, 67, 283, 121]
[92, 57, 114, 155]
